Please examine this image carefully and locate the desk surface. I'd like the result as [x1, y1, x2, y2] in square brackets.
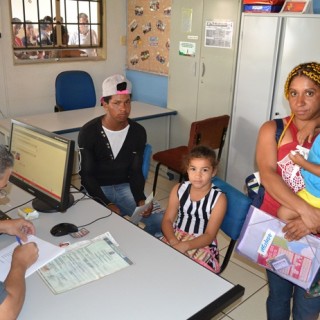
[0, 186, 244, 320]
[0, 102, 177, 135]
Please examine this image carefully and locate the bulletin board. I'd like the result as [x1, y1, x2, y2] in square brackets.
[127, 0, 171, 75]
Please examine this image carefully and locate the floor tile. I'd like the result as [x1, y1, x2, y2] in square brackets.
[218, 233, 267, 281]
[211, 313, 232, 320]
[218, 259, 267, 314]
[226, 285, 269, 320]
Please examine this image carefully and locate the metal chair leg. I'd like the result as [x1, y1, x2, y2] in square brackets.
[152, 162, 161, 195]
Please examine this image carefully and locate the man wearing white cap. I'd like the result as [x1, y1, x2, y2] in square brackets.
[78, 74, 162, 236]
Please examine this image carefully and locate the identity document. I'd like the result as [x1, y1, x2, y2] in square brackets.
[38, 233, 133, 294]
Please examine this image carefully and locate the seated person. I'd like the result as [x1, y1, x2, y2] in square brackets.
[78, 74, 163, 236]
[0, 145, 38, 319]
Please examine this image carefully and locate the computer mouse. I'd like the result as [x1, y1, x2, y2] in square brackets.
[50, 223, 78, 237]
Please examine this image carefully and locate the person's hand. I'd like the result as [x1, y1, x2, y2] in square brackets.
[282, 217, 311, 241]
[173, 241, 189, 254]
[106, 203, 121, 215]
[0, 219, 35, 242]
[297, 120, 317, 145]
[298, 206, 320, 234]
[12, 242, 39, 270]
[137, 200, 153, 218]
[288, 152, 305, 166]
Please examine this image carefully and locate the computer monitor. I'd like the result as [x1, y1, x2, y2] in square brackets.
[9, 120, 75, 213]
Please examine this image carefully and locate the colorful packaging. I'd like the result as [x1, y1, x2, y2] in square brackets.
[243, 0, 285, 4]
[244, 4, 283, 12]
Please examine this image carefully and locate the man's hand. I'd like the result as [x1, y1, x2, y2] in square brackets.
[0, 219, 35, 242]
[137, 200, 153, 218]
[106, 203, 121, 215]
[12, 242, 39, 270]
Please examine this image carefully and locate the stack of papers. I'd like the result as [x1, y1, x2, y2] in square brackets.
[0, 235, 65, 281]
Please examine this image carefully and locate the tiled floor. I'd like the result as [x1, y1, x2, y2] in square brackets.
[72, 169, 269, 319]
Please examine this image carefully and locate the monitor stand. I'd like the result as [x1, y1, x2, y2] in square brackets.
[32, 194, 75, 213]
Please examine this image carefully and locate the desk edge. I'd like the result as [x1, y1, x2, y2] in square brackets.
[187, 284, 245, 320]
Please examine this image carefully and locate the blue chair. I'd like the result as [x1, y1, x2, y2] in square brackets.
[142, 144, 152, 180]
[54, 70, 96, 112]
[213, 176, 252, 273]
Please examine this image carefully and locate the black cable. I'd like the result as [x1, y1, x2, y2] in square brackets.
[4, 186, 113, 228]
[3, 198, 34, 214]
[77, 211, 112, 229]
[69, 186, 114, 228]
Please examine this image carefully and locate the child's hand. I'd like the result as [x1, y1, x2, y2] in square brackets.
[289, 152, 305, 166]
[173, 241, 189, 254]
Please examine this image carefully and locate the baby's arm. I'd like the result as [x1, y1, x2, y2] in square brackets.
[278, 205, 300, 222]
[290, 153, 320, 176]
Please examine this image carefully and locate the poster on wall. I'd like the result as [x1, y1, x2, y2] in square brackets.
[204, 20, 233, 49]
[127, 0, 172, 75]
[179, 42, 196, 57]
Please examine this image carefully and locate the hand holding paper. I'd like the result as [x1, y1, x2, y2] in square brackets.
[130, 193, 153, 225]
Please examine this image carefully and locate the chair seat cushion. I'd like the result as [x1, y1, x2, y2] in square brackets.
[153, 146, 189, 173]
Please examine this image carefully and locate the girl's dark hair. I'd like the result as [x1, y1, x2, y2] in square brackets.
[183, 145, 218, 173]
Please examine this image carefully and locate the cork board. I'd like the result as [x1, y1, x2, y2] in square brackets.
[127, 0, 171, 75]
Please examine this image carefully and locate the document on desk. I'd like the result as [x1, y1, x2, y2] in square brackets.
[38, 232, 133, 294]
[0, 235, 65, 281]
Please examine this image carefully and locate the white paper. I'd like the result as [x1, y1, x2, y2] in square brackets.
[130, 193, 154, 225]
[0, 235, 65, 281]
[38, 232, 133, 294]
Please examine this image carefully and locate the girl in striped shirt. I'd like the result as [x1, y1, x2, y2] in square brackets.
[162, 145, 227, 272]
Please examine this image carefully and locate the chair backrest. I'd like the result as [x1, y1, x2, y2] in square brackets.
[213, 176, 252, 273]
[187, 115, 230, 161]
[142, 144, 152, 180]
[55, 70, 96, 112]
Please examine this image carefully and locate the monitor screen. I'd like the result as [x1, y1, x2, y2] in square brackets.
[9, 120, 75, 213]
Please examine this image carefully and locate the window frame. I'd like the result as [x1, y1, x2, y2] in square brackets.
[10, 0, 105, 64]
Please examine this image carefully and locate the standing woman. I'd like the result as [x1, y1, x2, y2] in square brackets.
[256, 62, 320, 320]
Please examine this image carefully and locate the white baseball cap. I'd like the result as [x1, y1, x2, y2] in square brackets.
[102, 74, 132, 97]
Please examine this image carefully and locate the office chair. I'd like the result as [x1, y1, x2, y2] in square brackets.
[213, 176, 252, 274]
[152, 115, 230, 195]
[54, 70, 96, 112]
[142, 144, 152, 180]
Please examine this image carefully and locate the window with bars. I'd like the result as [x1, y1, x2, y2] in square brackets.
[11, 0, 104, 62]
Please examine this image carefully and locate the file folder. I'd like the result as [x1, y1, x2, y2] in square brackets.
[236, 206, 320, 290]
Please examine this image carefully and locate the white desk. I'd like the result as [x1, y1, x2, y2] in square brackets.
[0, 102, 177, 150]
[0, 185, 244, 320]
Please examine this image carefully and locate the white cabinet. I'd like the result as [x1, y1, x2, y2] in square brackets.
[226, 14, 320, 191]
[167, 0, 241, 176]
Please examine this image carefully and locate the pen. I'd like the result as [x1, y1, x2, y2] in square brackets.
[16, 236, 22, 246]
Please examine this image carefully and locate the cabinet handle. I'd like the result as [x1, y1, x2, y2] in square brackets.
[201, 62, 206, 77]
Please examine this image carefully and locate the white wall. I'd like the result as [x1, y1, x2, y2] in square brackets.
[0, 0, 127, 118]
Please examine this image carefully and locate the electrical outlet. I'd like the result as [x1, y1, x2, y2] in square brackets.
[120, 35, 126, 46]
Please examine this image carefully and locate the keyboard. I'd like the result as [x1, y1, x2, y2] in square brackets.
[0, 210, 11, 221]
